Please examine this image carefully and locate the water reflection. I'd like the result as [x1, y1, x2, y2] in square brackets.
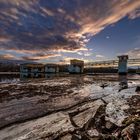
[118, 75, 128, 91]
[20, 73, 45, 79]
[0, 73, 139, 84]
[20, 73, 58, 81]
[0, 74, 20, 83]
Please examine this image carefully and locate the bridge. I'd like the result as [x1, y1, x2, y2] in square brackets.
[84, 58, 140, 68]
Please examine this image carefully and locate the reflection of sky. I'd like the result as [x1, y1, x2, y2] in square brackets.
[0, 0, 140, 63]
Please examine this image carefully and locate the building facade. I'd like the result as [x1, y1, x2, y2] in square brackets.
[45, 64, 59, 73]
[68, 59, 84, 74]
[20, 63, 45, 73]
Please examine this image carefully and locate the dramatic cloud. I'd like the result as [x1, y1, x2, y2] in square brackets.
[0, 0, 140, 61]
[21, 53, 61, 61]
[129, 9, 140, 19]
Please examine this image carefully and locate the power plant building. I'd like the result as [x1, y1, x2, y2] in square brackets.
[69, 59, 84, 74]
[45, 64, 59, 73]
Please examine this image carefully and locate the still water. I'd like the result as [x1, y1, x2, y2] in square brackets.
[0, 73, 139, 84]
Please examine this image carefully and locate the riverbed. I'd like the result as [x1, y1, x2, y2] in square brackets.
[0, 74, 139, 139]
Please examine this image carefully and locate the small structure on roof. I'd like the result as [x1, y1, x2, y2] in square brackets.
[68, 59, 84, 74]
[118, 55, 128, 75]
[45, 64, 59, 73]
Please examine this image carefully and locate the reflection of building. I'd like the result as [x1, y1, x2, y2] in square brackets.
[20, 63, 45, 73]
[45, 64, 59, 73]
[69, 59, 84, 74]
[118, 75, 128, 91]
[118, 55, 128, 75]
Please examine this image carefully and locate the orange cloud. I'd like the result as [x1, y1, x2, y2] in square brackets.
[22, 53, 61, 61]
[0, 54, 16, 60]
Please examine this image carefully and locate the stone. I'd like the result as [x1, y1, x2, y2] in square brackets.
[105, 121, 113, 129]
[0, 112, 75, 140]
[61, 134, 72, 140]
[87, 129, 99, 137]
[72, 134, 82, 140]
[105, 121, 116, 130]
[72, 100, 104, 128]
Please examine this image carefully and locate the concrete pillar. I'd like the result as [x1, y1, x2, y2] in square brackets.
[118, 55, 128, 75]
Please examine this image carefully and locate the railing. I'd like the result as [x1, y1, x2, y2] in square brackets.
[84, 58, 140, 68]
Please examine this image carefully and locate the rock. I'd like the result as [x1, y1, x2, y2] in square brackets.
[121, 123, 138, 140]
[105, 121, 114, 130]
[72, 100, 104, 128]
[72, 134, 82, 140]
[0, 112, 75, 140]
[135, 86, 140, 92]
[87, 129, 99, 137]
[105, 99, 129, 126]
[60, 134, 72, 140]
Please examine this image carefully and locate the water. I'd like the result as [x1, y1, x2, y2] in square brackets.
[0, 73, 140, 84]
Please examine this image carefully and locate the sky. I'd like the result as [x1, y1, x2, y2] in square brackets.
[0, 0, 140, 64]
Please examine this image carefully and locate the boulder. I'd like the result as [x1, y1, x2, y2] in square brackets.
[72, 100, 104, 128]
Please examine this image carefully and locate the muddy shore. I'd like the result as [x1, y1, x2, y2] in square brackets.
[0, 75, 139, 140]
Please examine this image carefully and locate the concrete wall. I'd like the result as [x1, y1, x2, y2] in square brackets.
[45, 66, 59, 73]
[68, 65, 83, 74]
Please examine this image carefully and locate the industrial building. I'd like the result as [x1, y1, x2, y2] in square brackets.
[45, 64, 59, 73]
[20, 56, 139, 75]
[68, 59, 84, 74]
[20, 63, 45, 73]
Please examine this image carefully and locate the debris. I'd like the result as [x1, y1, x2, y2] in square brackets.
[121, 123, 138, 140]
[122, 115, 140, 126]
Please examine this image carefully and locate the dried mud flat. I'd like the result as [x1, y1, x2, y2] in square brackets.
[0, 75, 140, 140]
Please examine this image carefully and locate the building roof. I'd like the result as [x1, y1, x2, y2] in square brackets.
[70, 59, 84, 65]
[21, 63, 44, 68]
